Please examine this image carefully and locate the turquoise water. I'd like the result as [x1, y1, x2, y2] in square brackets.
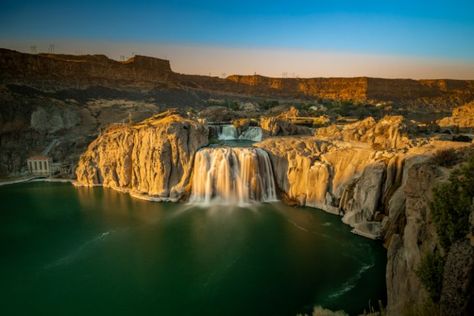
[0, 182, 386, 315]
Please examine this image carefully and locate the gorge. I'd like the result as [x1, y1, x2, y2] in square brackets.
[1, 49, 474, 315]
[73, 109, 474, 315]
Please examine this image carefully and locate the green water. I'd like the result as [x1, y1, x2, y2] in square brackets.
[0, 182, 386, 316]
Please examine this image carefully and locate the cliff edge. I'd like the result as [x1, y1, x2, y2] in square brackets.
[75, 110, 208, 201]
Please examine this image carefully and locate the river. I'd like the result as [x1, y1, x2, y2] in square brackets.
[0, 182, 386, 315]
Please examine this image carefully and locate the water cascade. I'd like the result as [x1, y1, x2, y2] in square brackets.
[189, 147, 277, 204]
[239, 126, 263, 141]
[217, 125, 262, 141]
[217, 125, 238, 140]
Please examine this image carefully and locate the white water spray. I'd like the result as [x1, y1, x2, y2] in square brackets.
[189, 147, 277, 205]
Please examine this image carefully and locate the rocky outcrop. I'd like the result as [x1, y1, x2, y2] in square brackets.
[384, 159, 444, 315]
[256, 130, 471, 313]
[437, 101, 474, 131]
[260, 107, 313, 136]
[314, 115, 419, 150]
[75, 111, 208, 201]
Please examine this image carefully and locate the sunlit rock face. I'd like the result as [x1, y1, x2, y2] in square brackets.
[437, 101, 474, 131]
[75, 111, 208, 201]
[256, 128, 470, 240]
[314, 115, 420, 150]
[189, 147, 277, 205]
[256, 127, 472, 314]
[256, 136, 393, 239]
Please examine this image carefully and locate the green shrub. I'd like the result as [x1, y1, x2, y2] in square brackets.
[416, 250, 445, 303]
[431, 148, 460, 167]
[430, 156, 474, 249]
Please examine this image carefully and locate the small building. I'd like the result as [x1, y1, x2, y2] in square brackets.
[27, 155, 52, 176]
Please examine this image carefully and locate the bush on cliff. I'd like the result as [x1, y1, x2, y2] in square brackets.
[431, 148, 460, 167]
[416, 155, 474, 306]
[430, 156, 474, 249]
[416, 250, 445, 303]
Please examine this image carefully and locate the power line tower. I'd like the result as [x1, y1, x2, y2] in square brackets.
[49, 44, 55, 54]
[30, 45, 37, 54]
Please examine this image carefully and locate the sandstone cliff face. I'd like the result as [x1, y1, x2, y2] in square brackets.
[75, 111, 208, 201]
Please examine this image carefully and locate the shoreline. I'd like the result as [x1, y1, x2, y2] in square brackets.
[0, 176, 74, 186]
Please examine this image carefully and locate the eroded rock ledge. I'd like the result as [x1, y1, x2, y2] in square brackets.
[75, 110, 208, 201]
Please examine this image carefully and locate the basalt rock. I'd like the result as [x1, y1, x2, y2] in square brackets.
[314, 115, 419, 150]
[437, 101, 474, 132]
[75, 111, 208, 201]
[256, 133, 472, 314]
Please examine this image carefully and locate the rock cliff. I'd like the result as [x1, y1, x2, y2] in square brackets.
[2, 48, 474, 109]
[256, 116, 473, 314]
[227, 74, 474, 110]
[75, 111, 208, 201]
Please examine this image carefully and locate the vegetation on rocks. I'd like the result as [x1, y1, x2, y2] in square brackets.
[416, 250, 445, 303]
[431, 156, 474, 249]
[416, 155, 474, 308]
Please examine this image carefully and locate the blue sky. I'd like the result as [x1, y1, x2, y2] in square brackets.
[1, 0, 474, 78]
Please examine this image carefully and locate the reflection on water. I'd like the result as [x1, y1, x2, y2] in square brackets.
[0, 182, 386, 316]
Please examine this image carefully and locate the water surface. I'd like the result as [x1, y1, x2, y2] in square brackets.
[0, 183, 386, 315]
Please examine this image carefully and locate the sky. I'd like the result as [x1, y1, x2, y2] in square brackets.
[1, 0, 474, 79]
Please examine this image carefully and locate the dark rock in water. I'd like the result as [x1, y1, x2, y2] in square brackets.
[452, 135, 472, 142]
[440, 240, 474, 316]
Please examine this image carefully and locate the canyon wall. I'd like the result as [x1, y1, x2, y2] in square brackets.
[227, 74, 474, 109]
[2, 48, 474, 109]
[257, 116, 473, 314]
[0, 48, 172, 89]
[75, 111, 208, 201]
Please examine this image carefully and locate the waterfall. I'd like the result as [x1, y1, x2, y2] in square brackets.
[218, 125, 238, 140]
[239, 127, 262, 141]
[189, 147, 277, 205]
[217, 125, 263, 142]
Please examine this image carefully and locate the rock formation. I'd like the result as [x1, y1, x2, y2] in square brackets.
[75, 111, 208, 201]
[314, 115, 419, 150]
[257, 116, 471, 242]
[437, 101, 474, 131]
[256, 115, 473, 314]
[260, 107, 313, 136]
[2, 48, 474, 109]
